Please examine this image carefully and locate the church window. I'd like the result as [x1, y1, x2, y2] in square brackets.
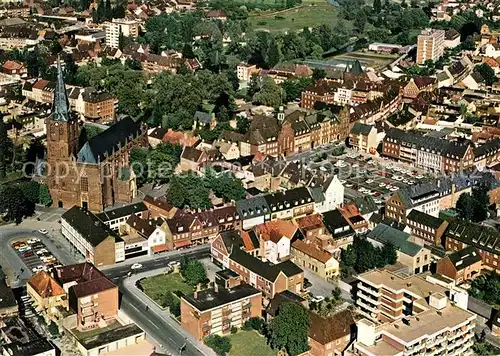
[59, 125, 64, 136]
[81, 177, 89, 192]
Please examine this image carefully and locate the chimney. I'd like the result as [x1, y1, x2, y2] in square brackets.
[193, 290, 197, 299]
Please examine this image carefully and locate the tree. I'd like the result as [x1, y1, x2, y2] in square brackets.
[209, 172, 246, 201]
[167, 175, 185, 207]
[268, 302, 310, 356]
[312, 68, 326, 81]
[19, 181, 40, 205]
[0, 185, 35, 223]
[39, 184, 52, 207]
[252, 77, 282, 107]
[181, 260, 207, 286]
[381, 242, 397, 265]
[243, 317, 264, 332]
[0, 122, 7, 179]
[204, 335, 232, 356]
[236, 116, 250, 133]
[341, 245, 356, 267]
[125, 58, 142, 70]
[476, 63, 496, 86]
[373, 0, 381, 13]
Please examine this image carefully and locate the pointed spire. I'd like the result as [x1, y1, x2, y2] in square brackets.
[52, 55, 71, 122]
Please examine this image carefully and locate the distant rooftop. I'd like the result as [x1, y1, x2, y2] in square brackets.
[182, 284, 261, 312]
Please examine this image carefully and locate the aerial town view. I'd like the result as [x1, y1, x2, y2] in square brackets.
[4, 0, 500, 355]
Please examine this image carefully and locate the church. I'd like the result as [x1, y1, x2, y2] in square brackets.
[45, 59, 147, 212]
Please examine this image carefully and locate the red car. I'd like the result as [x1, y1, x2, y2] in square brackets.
[23, 251, 34, 258]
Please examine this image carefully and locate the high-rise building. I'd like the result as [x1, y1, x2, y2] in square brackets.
[416, 28, 445, 64]
[105, 18, 140, 48]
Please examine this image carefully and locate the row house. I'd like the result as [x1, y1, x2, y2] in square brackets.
[473, 138, 500, 170]
[264, 187, 314, 220]
[382, 128, 475, 173]
[349, 122, 377, 154]
[437, 246, 482, 285]
[385, 177, 472, 224]
[402, 76, 437, 99]
[291, 239, 339, 279]
[349, 86, 401, 124]
[445, 220, 500, 273]
[301, 80, 340, 109]
[406, 209, 449, 246]
[163, 205, 241, 249]
[141, 53, 186, 74]
[0, 27, 39, 50]
[0, 4, 30, 18]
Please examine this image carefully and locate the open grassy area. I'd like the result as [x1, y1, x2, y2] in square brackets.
[71, 321, 121, 341]
[229, 330, 275, 356]
[248, 3, 346, 33]
[139, 272, 193, 308]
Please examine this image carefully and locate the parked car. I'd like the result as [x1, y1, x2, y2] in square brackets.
[131, 263, 143, 270]
[23, 252, 34, 258]
[38, 229, 48, 235]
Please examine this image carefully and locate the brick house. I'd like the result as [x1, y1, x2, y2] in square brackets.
[406, 209, 449, 246]
[225, 248, 303, 299]
[180, 282, 261, 340]
[291, 240, 339, 279]
[436, 246, 482, 284]
[27, 271, 67, 319]
[445, 220, 500, 272]
[308, 310, 354, 356]
[402, 76, 437, 99]
[2, 60, 26, 77]
[54, 263, 118, 331]
[301, 80, 340, 109]
[143, 195, 178, 219]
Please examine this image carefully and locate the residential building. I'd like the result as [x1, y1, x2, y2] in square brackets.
[310, 175, 345, 214]
[308, 310, 354, 356]
[96, 202, 149, 232]
[255, 220, 299, 264]
[323, 209, 355, 258]
[353, 300, 476, 356]
[143, 195, 178, 219]
[119, 214, 159, 258]
[406, 209, 448, 246]
[367, 223, 431, 274]
[180, 282, 262, 340]
[416, 28, 446, 64]
[236, 195, 270, 229]
[224, 248, 303, 299]
[105, 18, 141, 48]
[61, 206, 125, 267]
[211, 230, 260, 265]
[0, 279, 17, 318]
[437, 246, 482, 284]
[349, 122, 378, 154]
[356, 269, 457, 324]
[27, 271, 66, 319]
[264, 187, 314, 220]
[402, 76, 437, 99]
[236, 63, 259, 81]
[445, 220, 500, 272]
[291, 240, 339, 279]
[2, 60, 26, 78]
[54, 263, 118, 330]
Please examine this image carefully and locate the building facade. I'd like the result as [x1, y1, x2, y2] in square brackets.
[416, 28, 446, 64]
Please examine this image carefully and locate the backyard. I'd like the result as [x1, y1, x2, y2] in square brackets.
[248, 3, 347, 33]
[229, 330, 275, 356]
[139, 272, 193, 308]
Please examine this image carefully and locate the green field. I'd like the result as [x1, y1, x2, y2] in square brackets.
[229, 331, 275, 356]
[248, 3, 346, 33]
[139, 272, 193, 307]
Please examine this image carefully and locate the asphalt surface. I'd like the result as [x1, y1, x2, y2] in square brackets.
[104, 246, 212, 356]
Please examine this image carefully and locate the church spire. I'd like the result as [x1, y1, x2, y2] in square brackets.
[52, 56, 71, 122]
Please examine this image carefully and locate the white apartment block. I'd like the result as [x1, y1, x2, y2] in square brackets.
[416, 29, 445, 65]
[105, 18, 140, 48]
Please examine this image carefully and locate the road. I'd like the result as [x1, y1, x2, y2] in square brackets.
[103, 246, 213, 356]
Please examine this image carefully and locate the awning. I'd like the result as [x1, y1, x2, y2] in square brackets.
[151, 244, 169, 253]
[174, 240, 192, 248]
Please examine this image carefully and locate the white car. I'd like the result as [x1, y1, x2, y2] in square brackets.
[340, 179, 347, 184]
[168, 261, 181, 268]
[416, 175, 424, 179]
[27, 238, 41, 244]
[319, 166, 327, 172]
[366, 179, 374, 184]
[131, 263, 143, 270]
[379, 183, 386, 188]
[390, 187, 399, 191]
[38, 229, 48, 235]
[345, 183, 353, 188]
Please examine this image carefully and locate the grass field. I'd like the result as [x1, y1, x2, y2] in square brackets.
[139, 273, 193, 307]
[248, 3, 345, 33]
[229, 331, 275, 356]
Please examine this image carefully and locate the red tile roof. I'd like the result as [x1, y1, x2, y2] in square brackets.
[256, 220, 297, 243]
[55, 263, 116, 298]
[28, 271, 65, 298]
[2, 60, 23, 71]
[32, 79, 50, 90]
[291, 240, 333, 264]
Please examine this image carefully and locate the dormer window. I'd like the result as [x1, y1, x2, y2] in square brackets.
[178, 226, 184, 232]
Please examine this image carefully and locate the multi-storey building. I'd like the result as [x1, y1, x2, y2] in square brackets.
[406, 209, 449, 246]
[349, 122, 378, 154]
[437, 246, 482, 285]
[416, 28, 446, 64]
[61, 206, 125, 266]
[181, 281, 261, 340]
[264, 187, 314, 220]
[105, 18, 140, 48]
[445, 220, 500, 272]
[290, 239, 339, 279]
[382, 128, 474, 173]
[236, 62, 259, 81]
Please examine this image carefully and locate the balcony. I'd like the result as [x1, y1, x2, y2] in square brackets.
[357, 299, 378, 314]
[358, 283, 380, 298]
[357, 290, 381, 305]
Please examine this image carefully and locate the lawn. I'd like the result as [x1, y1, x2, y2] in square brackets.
[71, 321, 121, 341]
[248, 3, 346, 33]
[139, 272, 193, 308]
[229, 331, 275, 356]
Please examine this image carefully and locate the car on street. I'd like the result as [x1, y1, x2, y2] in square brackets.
[38, 229, 48, 235]
[311, 295, 325, 303]
[131, 263, 143, 270]
[168, 261, 181, 268]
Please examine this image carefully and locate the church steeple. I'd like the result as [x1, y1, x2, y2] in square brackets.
[52, 56, 71, 122]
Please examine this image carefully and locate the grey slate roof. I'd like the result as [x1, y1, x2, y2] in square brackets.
[447, 246, 482, 271]
[236, 195, 270, 219]
[183, 284, 261, 312]
[351, 122, 373, 136]
[96, 202, 147, 222]
[61, 206, 122, 247]
[194, 111, 212, 124]
[367, 223, 423, 257]
[406, 209, 445, 229]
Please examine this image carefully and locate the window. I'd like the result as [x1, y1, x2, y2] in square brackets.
[81, 177, 89, 192]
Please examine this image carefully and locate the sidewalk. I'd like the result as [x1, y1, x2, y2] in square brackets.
[123, 269, 216, 356]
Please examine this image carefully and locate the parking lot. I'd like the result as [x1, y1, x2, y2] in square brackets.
[11, 237, 62, 273]
[309, 148, 433, 205]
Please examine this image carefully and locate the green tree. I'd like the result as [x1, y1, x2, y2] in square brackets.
[0, 122, 7, 179]
[181, 260, 207, 286]
[381, 242, 398, 265]
[373, 0, 381, 13]
[0, 185, 35, 223]
[19, 181, 40, 205]
[243, 317, 264, 332]
[472, 184, 489, 222]
[39, 184, 52, 207]
[167, 175, 185, 207]
[236, 116, 250, 133]
[204, 335, 232, 356]
[341, 245, 356, 267]
[268, 302, 310, 356]
[130, 147, 149, 186]
[476, 63, 496, 86]
[456, 193, 474, 221]
[312, 68, 326, 81]
[210, 172, 246, 202]
[252, 77, 282, 107]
